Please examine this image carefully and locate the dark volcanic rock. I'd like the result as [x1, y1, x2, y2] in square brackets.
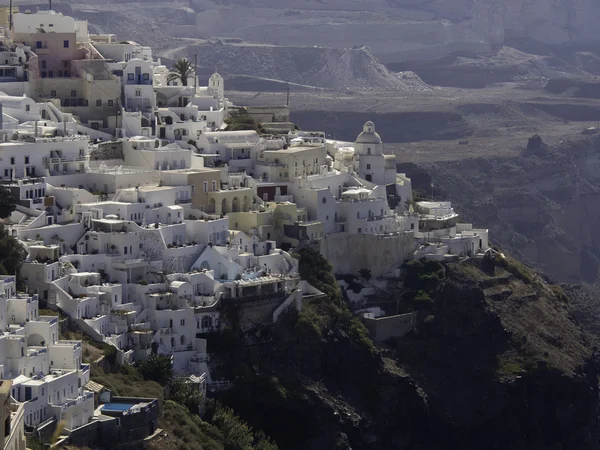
[401, 135, 600, 286]
[214, 257, 600, 450]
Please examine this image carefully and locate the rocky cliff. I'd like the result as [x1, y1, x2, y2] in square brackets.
[401, 134, 600, 288]
[69, 0, 600, 67]
[210, 248, 600, 450]
[174, 43, 429, 91]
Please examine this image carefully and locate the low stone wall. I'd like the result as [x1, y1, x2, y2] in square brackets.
[322, 232, 416, 277]
[222, 294, 288, 332]
[362, 312, 417, 342]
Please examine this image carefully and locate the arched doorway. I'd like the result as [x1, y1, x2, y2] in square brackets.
[201, 316, 212, 331]
[232, 197, 240, 212]
[221, 198, 227, 214]
[209, 197, 216, 214]
[27, 333, 45, 346]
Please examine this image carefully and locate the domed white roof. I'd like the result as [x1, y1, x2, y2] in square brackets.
[355, 121, 382, 144]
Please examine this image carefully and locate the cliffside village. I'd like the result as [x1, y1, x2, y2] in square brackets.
[0, 7, 490, 450]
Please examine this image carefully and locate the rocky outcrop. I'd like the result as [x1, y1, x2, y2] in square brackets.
[176, 43, 430, 91]
[212, 248, 600, 450]
[402, 135, 600, 287]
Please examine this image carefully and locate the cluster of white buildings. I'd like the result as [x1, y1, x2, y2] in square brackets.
[0, 275, 94, 435]
[0, 6, 491, 446]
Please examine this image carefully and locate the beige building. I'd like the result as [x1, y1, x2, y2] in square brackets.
[207, 187, 254, 215]
[228, 201, 324, 248]
[0, 380, 26, 450]
[256, 145, 327, 182]
[161, 168, 254, 215]
[13, 19, 121, 130]
[161, 168, 221, 212]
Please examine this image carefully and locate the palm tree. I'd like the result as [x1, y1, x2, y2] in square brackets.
[167, 58, 194, 86]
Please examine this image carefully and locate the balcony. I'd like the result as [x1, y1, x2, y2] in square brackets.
[43, 155, 88, 167]
[366, 214, 394, 222]
[125, 79, 152, 85]
[223, 290, 287, 303]
[297, 219, 324, 227]
[173, 344, 194, 353]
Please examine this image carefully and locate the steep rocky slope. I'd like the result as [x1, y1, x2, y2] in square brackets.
[174, 43, 429, 91]
[68, 0, 600, 65]
[401, 134, 600, 287]
[210, 249, 600, 450]
[390, 47, 591, 88]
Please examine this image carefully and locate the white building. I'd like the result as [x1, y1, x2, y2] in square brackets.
[0, 276, 93, 433]
[415, 201, 489, 256]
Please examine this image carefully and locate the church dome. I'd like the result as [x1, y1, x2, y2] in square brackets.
[355, 121, 382, 144]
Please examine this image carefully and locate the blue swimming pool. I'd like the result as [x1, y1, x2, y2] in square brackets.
[101, 403, 136, 412]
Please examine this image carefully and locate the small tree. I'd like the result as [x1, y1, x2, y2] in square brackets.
[170, 377, 204, 414]
[358, 268, 372, 283]
[167, 58, 194, 86]
[0, 188, 15, 219]
[138, 354, 173, 385]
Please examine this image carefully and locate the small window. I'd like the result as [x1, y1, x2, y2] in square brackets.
[36, 41, 42, 49]
[41, 71, 47, 78]
[135, 90, 141, 97]
[10, 157, 14, 165]
[203, 181, 208, 192]
[322, 197, 326, 204]
[25, 105, 30, 112]
[63, 40, 69, 48]
[50, 90, 56, 97]
[71, 90, 76, 97]
[108, 99, 114, 107]
[96, 99, 102, 107]
[25, 156, 29, 164]
[211, 181, 216, 191]
[366, 164, 371, 170]
[143, 73, 149, 80]
[128, 73, 134, 81]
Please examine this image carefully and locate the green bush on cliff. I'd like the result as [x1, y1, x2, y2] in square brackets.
[204, 400, 278, 450]
[225, 110, 265, 133]
[496, 255, 533, 284]
[402, 259, 445, 308]
[298, 247, 343, 304]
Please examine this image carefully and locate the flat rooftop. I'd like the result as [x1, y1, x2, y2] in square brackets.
[263, 145, 325, 155]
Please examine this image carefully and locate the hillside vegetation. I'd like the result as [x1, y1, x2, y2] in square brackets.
[206, 248, 600, 450]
